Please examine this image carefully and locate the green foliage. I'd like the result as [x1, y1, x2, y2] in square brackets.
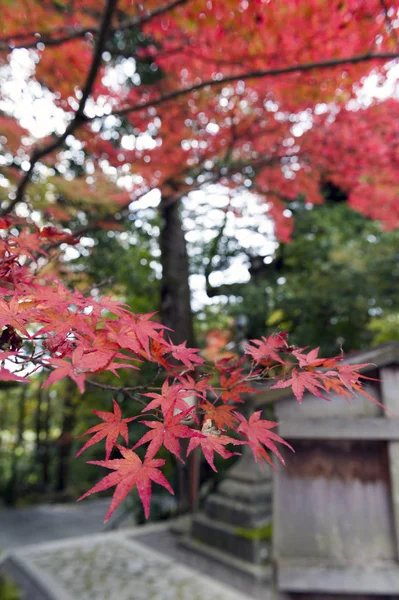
[228, 198, 399, 355]
[367, 314, 399, 345]
[0, 574, 21, 600]
[72, 219, 160, 314]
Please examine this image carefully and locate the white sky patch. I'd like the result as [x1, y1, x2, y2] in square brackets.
[208, 259, 250, 288]
[183, 186, 277, 309]
[355, 62, 399, 106]
[0, 49, 67, 137]
[129, 188, 161, 210]
[190, 273, 231, 312]
[121, 133, 157, 151]
[184, 186, 276, 255]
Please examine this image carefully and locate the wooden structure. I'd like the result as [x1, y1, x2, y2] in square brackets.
[264, 343, 399, 599]
[181, 343, 399, 597]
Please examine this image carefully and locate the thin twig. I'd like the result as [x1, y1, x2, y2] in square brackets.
[0, 0, 189, 51]
[1, 0, 118, 217]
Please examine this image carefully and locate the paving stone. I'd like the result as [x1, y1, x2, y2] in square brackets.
[0, 499, 132, 551]
[8, 530, 255, 600]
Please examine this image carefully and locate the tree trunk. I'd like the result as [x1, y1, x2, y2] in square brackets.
[4, 387, 26, 505]
[159, 196, 195, 347]
[35, 381, 50, 489]
[57, 381, 77, 492]
[42, 390, 51, 486]
[159, 195, 197, 513]
[35, 384, 43, 459]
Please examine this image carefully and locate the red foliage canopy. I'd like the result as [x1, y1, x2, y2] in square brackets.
[0, 1, 398, 234]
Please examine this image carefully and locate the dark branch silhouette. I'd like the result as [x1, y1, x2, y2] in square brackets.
[0, 0, 189, 51]
[3, 49, 399, 216]
[1, 0, 118, 217]
[110, 52, 399, 119]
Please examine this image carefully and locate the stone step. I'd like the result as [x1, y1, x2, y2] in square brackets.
[179, 534, 272, 583]
[205, 492, 272, 528]
[191, 512, 271, 565]
[218, 478, 273, 503]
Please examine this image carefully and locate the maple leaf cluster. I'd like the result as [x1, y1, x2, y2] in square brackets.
[0, 222, 380, 521]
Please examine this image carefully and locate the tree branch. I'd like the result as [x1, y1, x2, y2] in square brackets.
[110, 52, 399, 119]
[3, 51, 398, 216]
[1, 0, 118, 217]
[0, 0, 189, 51]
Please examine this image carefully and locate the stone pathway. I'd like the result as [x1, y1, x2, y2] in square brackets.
[0, 499, 131, 552]
[3, 526, 255, 600]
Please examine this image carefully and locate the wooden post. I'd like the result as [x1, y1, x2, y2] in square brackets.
[271, 344, 399, 599]
[380, 365, 399, 560]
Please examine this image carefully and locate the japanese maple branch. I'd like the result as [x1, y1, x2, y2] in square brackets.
[4, 50, 398, 218]
[0, 0, 189, 51]
[0, 0, 118, 217]
[110, 52, 399, 119]
[86, 380, 160, 395]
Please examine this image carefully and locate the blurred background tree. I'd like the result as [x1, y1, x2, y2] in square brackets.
[201, 188, 399, 356]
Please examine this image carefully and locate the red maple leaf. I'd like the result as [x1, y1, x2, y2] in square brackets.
[72, 343, 118, 374]
[7, 229, 48, 259]
[245, 332, 288, 365]
[139, 336, 174, 371]
[334, 363, 384, 408]
[0, 367, 29, 383]
[72, 339, 136, 378]
[201, 400, 239, 430]
[167, 340, 204, 369]
[39, 226, 77, 245]
[292, 347, 343, 369]
[42, 341, 135, 392]
[126, 312, 169, 354]
[335, 362, 372, 389]
[78, 445, 174, 521]
[133, 407, 202, 462]
[28, 282, 73, 316]
[220, 367, 256, 403]
[187, 427, 243, 472]
[0, 297, 29, 336]
[176, 374, 214, 399]
[107, 322, 142, 354]
[0, 217, 12, 229]
[42, 357, 86, 393]
[236, 410, 293, 468]
[85, 296, 131, 319]
[36, 307, 95, 340]
[76, 399, 136, 459]
[271, 368, 328, 403]
[142, 379, 194, 416]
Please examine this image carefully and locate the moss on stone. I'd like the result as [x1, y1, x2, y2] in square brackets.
[234, 522, 272, 541]
[0, 574, 21, 600]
